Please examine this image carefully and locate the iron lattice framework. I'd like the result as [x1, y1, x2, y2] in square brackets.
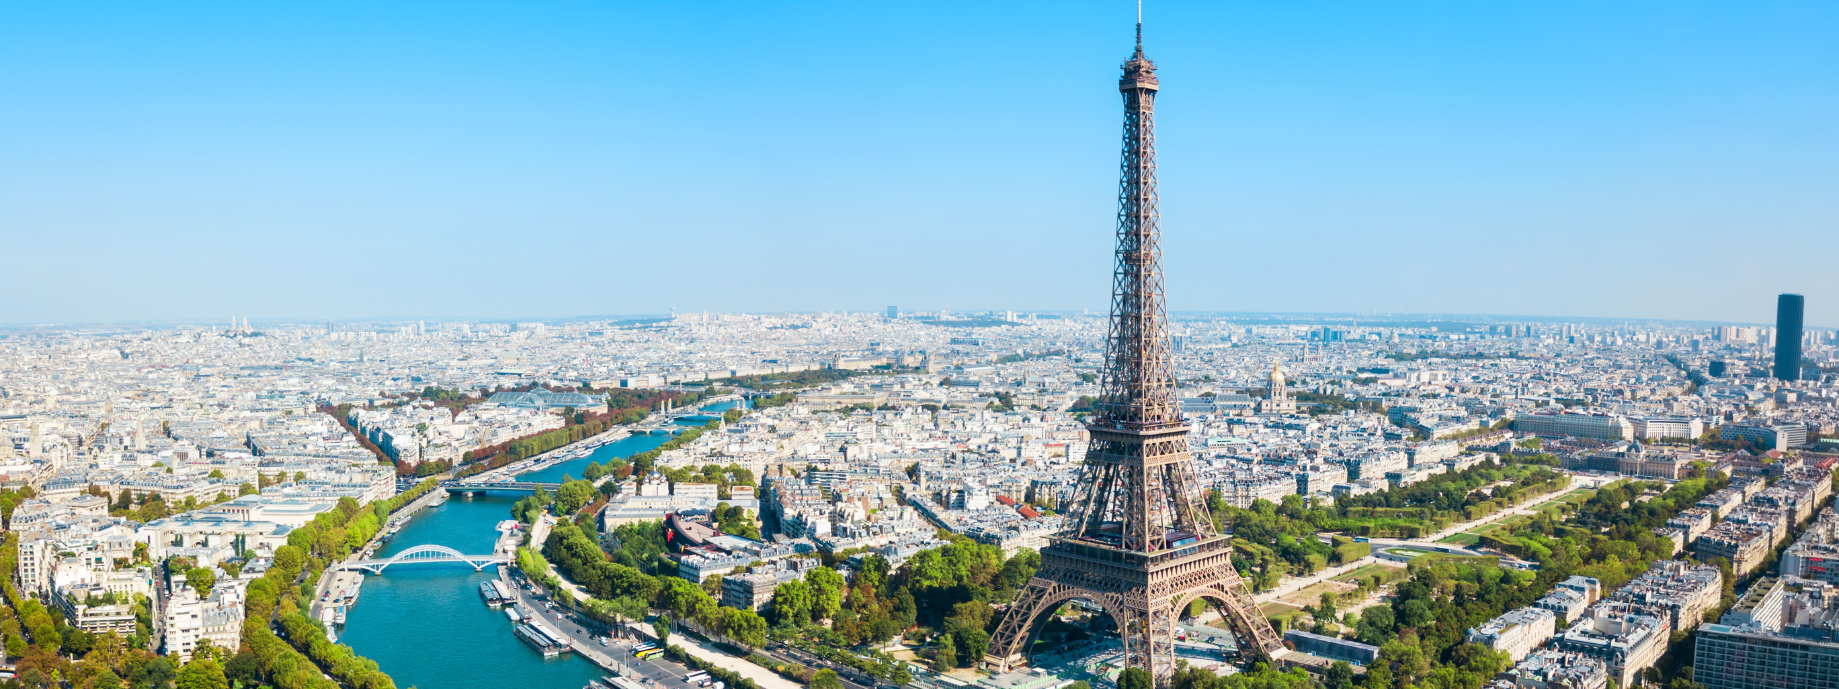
[983, 25, 1284, 686]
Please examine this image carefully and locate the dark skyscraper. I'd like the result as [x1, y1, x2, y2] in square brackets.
[1775, 294, 1804, 381]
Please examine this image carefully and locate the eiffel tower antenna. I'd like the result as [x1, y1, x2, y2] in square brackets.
[983, 10, 1284, 686]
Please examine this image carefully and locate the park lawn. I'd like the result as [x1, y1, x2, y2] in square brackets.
[1472, 515, 1530, 537]
[1436, 532, 1482, 546]
[1332, 562, 1405, 583]
[1278, 581, 1357, 607]
[1258, 601, 1302, 618]
[1330, 562, 1409, 589]
[1534, 502, 1576, 518]
[1559, 488, 1597, 503]
[1543, 488, 1597, 506]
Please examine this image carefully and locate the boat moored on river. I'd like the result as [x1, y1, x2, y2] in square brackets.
[480, 580, 513, 607]
[514, 622, 571, 657]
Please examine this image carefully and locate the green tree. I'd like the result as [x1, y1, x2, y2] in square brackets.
[1325, 661, 1354, 689]
[1399, 599, 1433, 629]
[138, 498, 170, 522]
[175, 658, 229, 689]
[654, 617, 671, 645]
[555, 480, 597, 515]
[1377, 634, 1430, 688]
[1316, 592, 1339, 623]
[272, 545, 304, 573]
[238, 483, 258, 497]
[1118, 668, 1153, 689]
[93, 668, 124, 689]
[61, 625, 95, 656]
[223, 652, 262, 687]
[952, 628, 989, 667]
[1357, 606, 1395, 646]
[130, 659, 176, 689]
[931, 634, 957, 673]
[807, 567, 846, 622]
[773, 580, 814, 626]
[811, 669, 845, 689]
[185, 567, 217, 597]
[722, 607, 769, 649]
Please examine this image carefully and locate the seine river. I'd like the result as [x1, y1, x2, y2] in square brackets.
[518, 398, 738, 484]
[337, 492, 608, 689]
[341, 399, 738, 689]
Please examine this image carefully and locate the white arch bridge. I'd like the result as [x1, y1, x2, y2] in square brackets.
[336, 544, 510, 575]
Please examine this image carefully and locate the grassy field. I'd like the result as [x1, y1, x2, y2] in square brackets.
[1532, 488, 1598, 517]
[1471, 515, 1530, 537]
[1533, 502, 1574, 518]
[1258, 601, 1302, 618]
[1383, 546, 1443, 557]
[1278, 580, 1359, 607]
[1331, 562, 1410, 587]
[1436, 532, 1482, 546]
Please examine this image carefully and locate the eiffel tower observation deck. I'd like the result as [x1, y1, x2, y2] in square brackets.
[982, 16, 1286, 687]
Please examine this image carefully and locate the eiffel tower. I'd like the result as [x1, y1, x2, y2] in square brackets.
[982, 17, 1284, 687]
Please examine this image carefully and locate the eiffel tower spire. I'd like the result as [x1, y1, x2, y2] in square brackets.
[983, 16, 1284, 686]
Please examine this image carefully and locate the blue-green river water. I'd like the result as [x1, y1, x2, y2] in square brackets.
[342, 399, 739, 688]
[516, 399, 738, 484]
[337, 492, 606, 689]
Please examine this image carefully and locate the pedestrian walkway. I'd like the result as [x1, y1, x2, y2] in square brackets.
[623, 621, 802, 689]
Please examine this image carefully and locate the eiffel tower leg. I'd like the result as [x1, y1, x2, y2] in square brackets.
[1202, 575, 1285, 664]
[1150, 603, 1179, 687]
[985, 578, 1055, 673]
[1118, 606, 1144, 677]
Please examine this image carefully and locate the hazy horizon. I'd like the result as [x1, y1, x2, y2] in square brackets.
[5, 308, 1829, 332]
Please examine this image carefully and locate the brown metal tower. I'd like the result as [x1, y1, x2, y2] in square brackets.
[982, 20, 1284, 686]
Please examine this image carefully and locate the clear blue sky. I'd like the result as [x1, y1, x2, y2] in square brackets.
[3, 1, 1835, 326]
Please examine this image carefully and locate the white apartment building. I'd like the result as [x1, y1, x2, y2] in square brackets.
[1631, 417, 1705, 441]
[1514, 412, 1634, 441]
[673, 483, 719, 501]
[1467, 607, 1558, 661]
[162, 574, 246, 662]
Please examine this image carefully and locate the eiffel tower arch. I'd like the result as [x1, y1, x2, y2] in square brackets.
[982, 19, 1285, 687]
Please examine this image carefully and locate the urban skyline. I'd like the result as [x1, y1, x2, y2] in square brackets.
[7, 306, 1831, 333]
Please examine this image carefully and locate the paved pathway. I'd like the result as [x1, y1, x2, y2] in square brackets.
[622, 621, 805, 689]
